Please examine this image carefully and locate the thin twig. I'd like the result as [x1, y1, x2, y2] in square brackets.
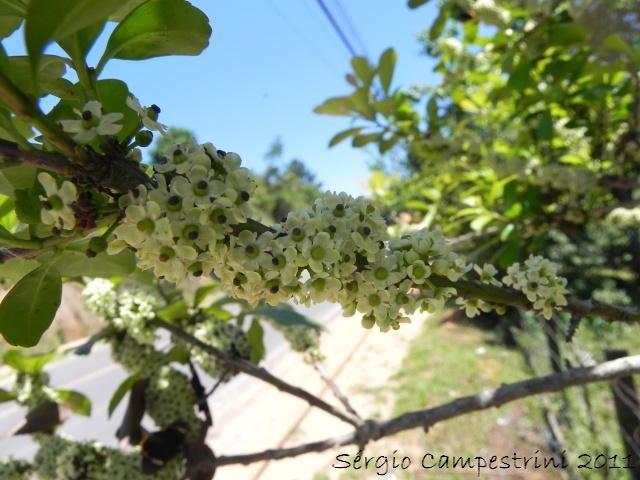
[208, 354, 640, 467]
[311, 358, 360, 419]
[151, 318, 361, 427]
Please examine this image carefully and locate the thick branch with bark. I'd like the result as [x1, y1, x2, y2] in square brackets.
[208, 354, 640, 467]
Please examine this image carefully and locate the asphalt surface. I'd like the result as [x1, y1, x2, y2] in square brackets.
[0, 301, 342, 462]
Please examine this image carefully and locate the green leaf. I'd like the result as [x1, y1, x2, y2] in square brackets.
[373, 98, 395, 118]
[408, 0, 431, 7]
[57, 389, 91, 416]
[429, 8, 449, 41]
[500, 224, 517, 242]
[427, 97, 438, 125]
[470, 213, 493, 232]
[0, 15, 22, 40]
[0, 257, 40, 285]
[25, 0, 129, 78]
[193, 281, 220, 308]
[247, 319, 265, 365]
[40, 240, 136, 278]
[351, 56, 374, 87]
[313, 96, 352, 116]
[497, 242, 521, 268]
[0, 224, 38, 248]
[96, 79, 139, 142]
[156, 299, 188, 323]
[252, 308, 324, 330]
[536, 110, 553, 142]
[201, 306, 234, 321]
[97, 0, 211, 74]
[0, 263, 62, 347]
[377, 48, 396, 94]
[0, 387, 17, 404]
[602, 34, 633, 56]
[2, 349, 57, 374]
[547, 22, 587, 47]
[109, 0, 149, 22]
[328, 127, 364, 147]
[352, 132, 382, 147]
[108, 373, 140, 417]
[507, 60, 532, 91]
[57, 21, 105, 64]
[165, 343, 190, 364]
[14, 187, 41, 225]
[379, 135, 398, 154]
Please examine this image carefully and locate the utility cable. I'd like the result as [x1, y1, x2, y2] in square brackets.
[313, 0, 359, 57]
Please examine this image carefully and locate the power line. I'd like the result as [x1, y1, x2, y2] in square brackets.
[313, 0, 359, 58]
[262, 0, 342, 75]
[327, 0, 370, 59]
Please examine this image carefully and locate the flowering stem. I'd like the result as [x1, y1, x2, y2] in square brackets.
[0, 138, 71, 174]
[427, 275, 640, 323]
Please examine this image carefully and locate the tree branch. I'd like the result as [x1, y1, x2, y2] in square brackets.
[0, 138, 71, 174]
[151, 318, 361, 427]
[209, 354, 640, 467]
[311, 358, 360, 419]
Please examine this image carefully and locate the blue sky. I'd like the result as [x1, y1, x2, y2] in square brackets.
[6, 1, 439, 195]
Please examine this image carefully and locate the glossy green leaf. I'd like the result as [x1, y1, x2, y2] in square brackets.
[165, 343, 190, 364]
[108, 373, 140, 417]
[252, 308, 324, 330]
[0, 262, 62, 347]
[156, 299, 188, 323]
[497, 242, 521, 268]
[57, 389, 91, 416]
[97, 0, 211, 74]
[352, 132, 382, 147]
[109, 0, 149, 21]
[377, 48, 396, 94]
[2, 349, 57, 374]
[39, 240, 136, 278]
[0, 387, 16, 404]
[25, 0, 129, 75]
[500, 224, 517, 242]
[201, 306, 234, 321]
[247, 319, 265, 365]
[328, 127, 364, 147]
[194, 281, 221, 308]
[408, 0, 431, 7]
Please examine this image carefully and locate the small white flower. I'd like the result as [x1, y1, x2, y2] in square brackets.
[126, 96, 168, 136]
[38, 172, 78, 230]
[60, 100, 123, 143]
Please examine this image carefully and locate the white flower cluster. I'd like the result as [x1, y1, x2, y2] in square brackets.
[283, 326, 323, 361]
[109, 138, 255, 283]
[502, 254, 568, 319]
[107, 139, 482, 331]
[60, 100, 123, 144]
[33, 434, 184, 480]
[0, 458, 31, 480]
[189, 319, 252, 380]
[82, 279, 164, 345]
[12, 371, 59, 409]
[145, 365, 201, 440]
[533, 164, 597, 195]
[606, 207, 640, 227]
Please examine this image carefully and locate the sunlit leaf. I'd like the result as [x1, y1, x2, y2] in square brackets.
[352, 132, 382, 147]
[2, 349, 57, 374]
[0, 388, 16, 404]
[156, 299, 188, 323]
[97, 0, 211, 74]
[57, 389, 91, 416]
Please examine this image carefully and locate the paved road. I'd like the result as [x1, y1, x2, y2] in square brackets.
[0, 301, 342, 462]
